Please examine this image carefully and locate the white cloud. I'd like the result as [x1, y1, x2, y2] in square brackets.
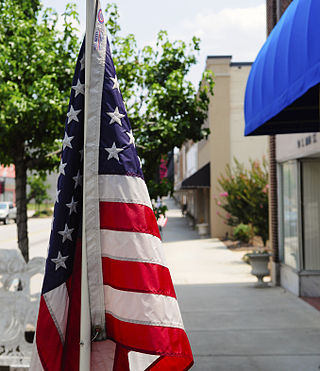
[178, 4, 266, 86]
[183, 4, 266, 59]
[191, 6, 266, 31]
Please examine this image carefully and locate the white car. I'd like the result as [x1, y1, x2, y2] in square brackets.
[0, 202, 17, 224]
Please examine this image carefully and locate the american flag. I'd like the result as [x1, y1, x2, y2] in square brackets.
[30, 3, 193, 370]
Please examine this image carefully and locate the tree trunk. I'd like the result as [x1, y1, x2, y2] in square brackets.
[15, 147, 29, 262]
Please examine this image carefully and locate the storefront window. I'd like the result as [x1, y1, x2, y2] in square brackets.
[302, 160, 320, 271]
[282, 161, 299, 269]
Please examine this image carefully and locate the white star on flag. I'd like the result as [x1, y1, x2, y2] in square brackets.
[71, 79, 85, 98]
[51, 251, 69, 271]
[66, 196, 78, 215]
[80, 54, 85, 70]
[59, 161, 67, 175]
[58, 224, 74, 243]
[107, 106, 125, 126]
[79, 149, 84, 162]
[67, 105, 81, 124]
[110, 75, 120, 92]
[73, 170, 83, 189]
[126, 130, 135, 146]
[138, 156, 142, 168]
[105, 142, 124, 162]
[62, 132, 74, 150]
[56, 189, 61, 203]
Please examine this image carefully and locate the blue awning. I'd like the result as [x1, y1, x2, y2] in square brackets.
[244, 0, 320, 136]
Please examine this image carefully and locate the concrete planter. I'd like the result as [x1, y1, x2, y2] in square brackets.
[196, 223, 209, 237]
[248, 253, 271, 287]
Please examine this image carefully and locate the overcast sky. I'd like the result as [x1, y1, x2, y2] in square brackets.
[42, 0, 267, 87]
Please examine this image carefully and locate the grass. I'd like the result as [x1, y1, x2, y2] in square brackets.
[32, 209, 54, 218]
[27, 203, 54, 211]
[28, 202, 54, 217]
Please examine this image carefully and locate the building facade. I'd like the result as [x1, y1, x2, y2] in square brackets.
[277, 132, 320, 297]
[175, 56, 268, 237]
[0, 165, 16, 203]
[0, 164, 59, 206]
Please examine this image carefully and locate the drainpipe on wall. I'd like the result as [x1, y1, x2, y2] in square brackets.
[269, 135, 279, 284]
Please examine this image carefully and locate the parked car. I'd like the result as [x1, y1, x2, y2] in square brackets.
[0, 202, 17, 224]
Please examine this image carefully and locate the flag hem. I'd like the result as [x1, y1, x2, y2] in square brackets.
[85, 2, 107, 338]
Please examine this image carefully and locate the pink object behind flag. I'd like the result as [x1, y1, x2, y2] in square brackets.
[157, 214, 168, 228]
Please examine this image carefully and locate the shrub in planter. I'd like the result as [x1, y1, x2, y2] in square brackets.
[233, 223, 253, 243]
[215, 157, 269, 246]
[242, 249, 270, 264]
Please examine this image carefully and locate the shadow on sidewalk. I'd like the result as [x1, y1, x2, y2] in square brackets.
[175, 282, 320, 371]
[161, 216, 200, 243]
[161, 199, 320, 370]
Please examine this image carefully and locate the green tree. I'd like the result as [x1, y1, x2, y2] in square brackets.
[27, 173, 50, 211]
[105, 4, 214, 196]
[0, 0, 80, 261]
[216, 158, 269, 245]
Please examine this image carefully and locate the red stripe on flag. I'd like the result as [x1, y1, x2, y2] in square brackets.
[102, 257, 176, 298]
[61, 238, 82, 371]
[100, 202, 161, 239]
[145, 354, 194, 371]
[36, 297, 63, 371]
[105, 313, 193, 361]
[113, 344, 130, 371]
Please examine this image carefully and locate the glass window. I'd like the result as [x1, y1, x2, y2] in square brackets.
[302, 160, 320, 271]
[282, 161, 299, 269]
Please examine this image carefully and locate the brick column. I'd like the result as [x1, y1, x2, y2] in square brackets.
[266, 0, 292, 283]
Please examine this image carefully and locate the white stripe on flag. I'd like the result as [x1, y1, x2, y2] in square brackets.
[99, 174, 152, 208]
[43, 283, 69, 343]
[104, 285, 184, 329]
[128, 351, 160, 370]
[101, 229, 166, 266]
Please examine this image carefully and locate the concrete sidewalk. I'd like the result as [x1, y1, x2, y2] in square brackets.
[162, 198, 320, 371]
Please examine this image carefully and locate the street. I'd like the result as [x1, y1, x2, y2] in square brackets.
[0, 217, 50, 260]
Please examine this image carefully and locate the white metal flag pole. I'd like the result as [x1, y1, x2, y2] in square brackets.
[80, 0, 96, 370]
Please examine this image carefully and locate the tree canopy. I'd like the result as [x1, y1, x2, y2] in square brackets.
[0, 0, 80, 260]
[0, 0, 79, 170]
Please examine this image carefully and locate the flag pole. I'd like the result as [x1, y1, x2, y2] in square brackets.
[80, 0, 96, 369]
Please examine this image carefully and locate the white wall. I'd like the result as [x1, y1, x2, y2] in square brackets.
[186, 143, 198, 177]
[277, 132, 320, 162]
